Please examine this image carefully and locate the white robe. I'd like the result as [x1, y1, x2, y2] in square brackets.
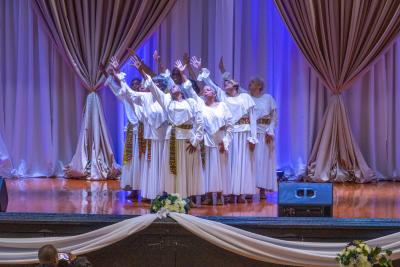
[252, 94, 278, 191]
[145, 77, 205, 198]
[108, 76, 171, 199]
[198, 68, 258, 195]
[105, 74, 141, 190]
[182, 80, 233, 193]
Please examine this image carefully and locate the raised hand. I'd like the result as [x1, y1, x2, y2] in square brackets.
[185, 141, 197, 154]
[153, 50, 160, 62]
[109, 56, 119, 70]
[218, 56, 225, 73]
[190, 56, 202, 69]
[129, 55, 142, 70]
[175, 59, 187, 72]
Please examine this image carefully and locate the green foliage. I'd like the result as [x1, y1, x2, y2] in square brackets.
[336, 240, 392, 267]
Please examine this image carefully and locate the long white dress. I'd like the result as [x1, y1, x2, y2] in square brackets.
[182, 80, 233, 193]
[107, 76, 172, 199]
[198, 68, 258, 195]
[145, 76, 205, 198]
[252, 94, 278, 191]
[105, 74, 141, 190]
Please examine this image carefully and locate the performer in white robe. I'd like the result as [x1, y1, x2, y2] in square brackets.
[181, 59, 233, 205]
[221, 64, 279, 198]
[131, 56, 205, 199]
[103, 59, 171, 201]
[101, 62, 141, 198]
[249, 77, 278, 197]
[192, 57, 258, 203]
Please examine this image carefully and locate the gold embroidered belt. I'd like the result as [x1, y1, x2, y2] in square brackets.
[235, 117, 250, 125]
[257, 117, 271, 125]
[175, 124, 193, 130]
[123, 123, 134, 165]
[138, 122, 151, 161]
[169, 124, 193, 175]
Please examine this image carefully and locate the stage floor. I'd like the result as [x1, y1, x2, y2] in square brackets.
[4, 178, 400, 218]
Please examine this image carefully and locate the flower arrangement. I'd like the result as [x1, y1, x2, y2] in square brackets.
[150, 192, 190, 217]
[336, 240, 392, 267]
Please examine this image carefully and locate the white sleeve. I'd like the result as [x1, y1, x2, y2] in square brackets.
[117, 82, 148, 110]
[104, 76, 124, 101]
[189, 100, 204, 147]
[266, 97, 278, 136]
[247, 106, 259, 144]
[197, 68, 225, 102]
[160, 69, 176, 91]
[222, 106, 234, 151]
[182, 79, 204, 106]
[145, 74, 170, 111]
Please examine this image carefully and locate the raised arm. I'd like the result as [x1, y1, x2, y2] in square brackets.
[127, 48, 157, 77]
[192, 56, 225, 102]
[101, 57, 126, 97]
[153, 50, 167, 74]
[130, 55, 170, 110]
[176, 59, 203, 104]
[218, 56, 246, 93]
[183, 53, 203, 91]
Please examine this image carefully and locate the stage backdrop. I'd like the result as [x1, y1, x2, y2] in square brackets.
[0, 0, 399, 180]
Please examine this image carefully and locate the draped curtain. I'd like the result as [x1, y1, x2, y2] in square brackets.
[32, 0, 176, 179]
[0, 135, 12, 177]
[0, 0, 86, 178]
[274, 0, 400, 182]
[1, 0, 399, 180]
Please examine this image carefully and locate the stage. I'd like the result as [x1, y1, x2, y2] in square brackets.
[4, 177, 400, 218]
[2, 178, 400, 267]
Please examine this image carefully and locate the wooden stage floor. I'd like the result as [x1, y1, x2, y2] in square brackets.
[4, 178, 400, 218]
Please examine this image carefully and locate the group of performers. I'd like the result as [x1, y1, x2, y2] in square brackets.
[100, 50, 277, 205]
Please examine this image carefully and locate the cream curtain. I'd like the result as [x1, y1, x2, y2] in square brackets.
[0, 135, 12, 177]
[274, 0, 400, 182]
[32, 0, 176, 179]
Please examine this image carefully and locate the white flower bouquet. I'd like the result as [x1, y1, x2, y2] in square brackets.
[336, 240, 392, 267]
[150, 192, 190, 216]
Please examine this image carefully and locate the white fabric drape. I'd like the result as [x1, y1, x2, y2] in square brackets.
[0, 0, 86, 177]
[0, 214, 156, 264]
[171, 213, 400, 267]
[3, 213, 400, 266]
[64, 93, 120, 180]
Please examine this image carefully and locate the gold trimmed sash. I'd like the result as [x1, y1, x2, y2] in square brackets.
[122, 123, 134, 165]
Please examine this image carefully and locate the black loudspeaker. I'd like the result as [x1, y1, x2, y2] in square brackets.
[0, 178, 8, 212]
[278, 182, 332, 217]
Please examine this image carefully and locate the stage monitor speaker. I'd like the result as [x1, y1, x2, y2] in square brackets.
[278, 182, 332, 217]
[0, 177, 8, 212]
